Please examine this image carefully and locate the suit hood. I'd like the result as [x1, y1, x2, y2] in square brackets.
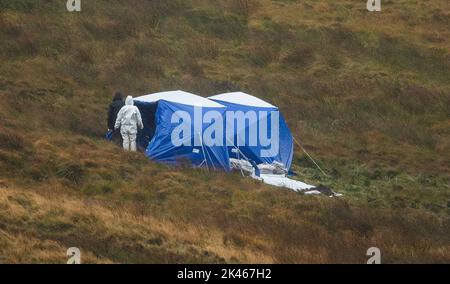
[125, 96, 134, 106]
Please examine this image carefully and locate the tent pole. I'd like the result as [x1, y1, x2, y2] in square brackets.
[198, 132, 209, 171]
[226, 137, 251, 177]
[226, 138, 251, 162]
[201, 133, 216, 170]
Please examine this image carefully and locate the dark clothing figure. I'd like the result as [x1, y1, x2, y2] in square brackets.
[107, 92, 125, 145]
[108, 92, 125, 129]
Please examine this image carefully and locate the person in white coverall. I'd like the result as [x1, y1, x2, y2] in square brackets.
[114, 96, 144, 152]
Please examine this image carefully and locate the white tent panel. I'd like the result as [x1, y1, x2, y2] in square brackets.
[209, 92, 277, 108]
[136, 90, 225, 108]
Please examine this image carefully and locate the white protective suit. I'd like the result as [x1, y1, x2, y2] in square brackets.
[114, 96, 144, 151]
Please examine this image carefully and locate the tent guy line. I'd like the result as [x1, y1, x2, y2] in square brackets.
[292, 136, 329, 177]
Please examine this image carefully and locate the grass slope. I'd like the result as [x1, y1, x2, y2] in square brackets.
[0, 0, 449, 263]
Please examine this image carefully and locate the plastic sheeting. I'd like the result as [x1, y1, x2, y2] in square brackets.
[230, 158, 314, 192]
[229, 158, 341, 196]
[253, 174, 315, 192]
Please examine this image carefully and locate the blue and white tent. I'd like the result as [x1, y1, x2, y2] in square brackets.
[134, 91, 230, 171]
[209, 92, 294, 171]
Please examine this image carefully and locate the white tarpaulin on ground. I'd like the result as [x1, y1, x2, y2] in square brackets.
[230, 159, 316, 193]
[230, 158, 342, 196]
[252, 174, 315, 192]
[254, 173, 343, 196]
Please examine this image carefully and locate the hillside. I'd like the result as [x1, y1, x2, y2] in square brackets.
[0, 0, 449, 263]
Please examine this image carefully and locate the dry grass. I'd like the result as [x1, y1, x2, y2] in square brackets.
[1, 170, 449, 263]
[0, 0, 449, 263]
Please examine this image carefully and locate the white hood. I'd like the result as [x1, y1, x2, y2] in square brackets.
[125, 96, 134, 106]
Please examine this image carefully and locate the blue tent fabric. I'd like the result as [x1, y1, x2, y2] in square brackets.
[209, 94, 294, 171]
[134, 90, 293, 172]
[134, 91, 230, 171]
